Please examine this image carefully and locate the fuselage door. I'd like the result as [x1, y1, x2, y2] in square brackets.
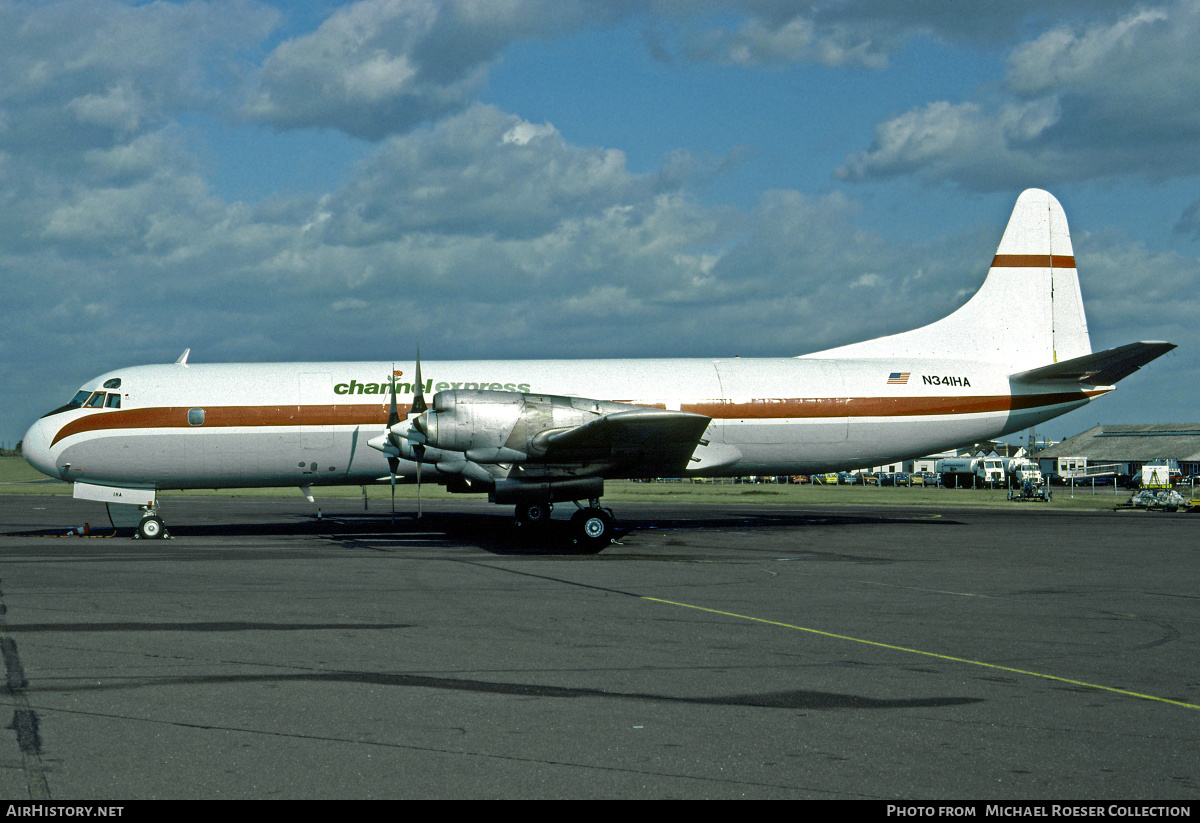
[299, 372, 333, 450]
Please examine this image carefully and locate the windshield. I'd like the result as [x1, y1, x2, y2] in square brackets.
[41, 387, 122, 418]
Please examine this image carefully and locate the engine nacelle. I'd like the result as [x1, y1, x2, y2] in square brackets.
[417, 390, 526, 454]
[415, 390, 634, 462]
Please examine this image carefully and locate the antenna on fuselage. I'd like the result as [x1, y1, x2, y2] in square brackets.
[174, 348, 190, 366]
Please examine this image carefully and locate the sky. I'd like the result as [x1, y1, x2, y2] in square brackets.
[3, 0, 1198, 449]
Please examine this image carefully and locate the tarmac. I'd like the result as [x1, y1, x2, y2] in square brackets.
[0, 494, 1197, 800]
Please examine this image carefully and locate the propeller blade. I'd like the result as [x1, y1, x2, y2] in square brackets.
[388, 456, 398, 526]
[410, 347, 427, 416]
[411, 349, 426, 519]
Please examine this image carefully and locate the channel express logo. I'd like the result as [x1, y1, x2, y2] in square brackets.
[334, 377, 532, 396]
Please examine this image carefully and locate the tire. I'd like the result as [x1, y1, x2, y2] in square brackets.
[571, 508, 612, 552]
[137, 516, 165, 540]
[516, 501, 552, 526]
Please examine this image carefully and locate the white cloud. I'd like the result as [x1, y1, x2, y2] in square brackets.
[318, 104, 657, 243]
[0, 0, 279, 170]
[677, 14, 892, 68]
[242, 0, 450, 137]
[242, 0, 632, 139]
[1006, 8, 1171, 96]
[836, 0, 1200, 188]
[835, 98, 1071, 188]
[65, 83, 147, 134]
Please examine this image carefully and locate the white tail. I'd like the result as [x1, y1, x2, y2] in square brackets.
[806, 189, 1092, 370]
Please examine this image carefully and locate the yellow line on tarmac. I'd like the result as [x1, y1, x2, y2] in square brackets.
[641, 596, 1200, 711]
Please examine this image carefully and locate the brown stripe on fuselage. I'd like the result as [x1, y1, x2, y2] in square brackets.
[49, 391, 1107, 447]
[683, 391, 1103, 419]
[50, 404, 390, 447]
[991, 254, 1076, 268]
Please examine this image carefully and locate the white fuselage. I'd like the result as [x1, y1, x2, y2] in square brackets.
[22, 356, 1102, 492]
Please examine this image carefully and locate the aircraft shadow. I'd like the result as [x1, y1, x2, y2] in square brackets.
[5, 507, 964, 556]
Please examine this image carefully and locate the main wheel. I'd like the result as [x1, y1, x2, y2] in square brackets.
[516, 501, 552, 526]
[137, 516, 165, 540]
[571, 508, 613, 552]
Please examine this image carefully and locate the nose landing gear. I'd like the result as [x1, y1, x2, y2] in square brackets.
[134, 506, 171, 540]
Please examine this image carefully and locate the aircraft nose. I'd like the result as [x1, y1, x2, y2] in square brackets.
[22, 416, 61, 480]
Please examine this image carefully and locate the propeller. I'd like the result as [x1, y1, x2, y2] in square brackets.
[409, 349, 426, 518]
[387, 366, 400, 525]
[383, 350, 429, 521]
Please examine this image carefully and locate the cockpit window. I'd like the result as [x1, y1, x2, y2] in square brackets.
[42, 388, 111, 419]
[103, 378, 122, 389]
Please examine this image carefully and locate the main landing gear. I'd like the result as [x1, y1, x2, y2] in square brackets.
[514, 498, 615, 551]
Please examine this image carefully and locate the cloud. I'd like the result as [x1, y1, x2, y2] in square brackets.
[1073, 237, 1200, 341]
[242, 0, 637, 139]
[673, 14, 893, 68]
[318, 104, 673, 244]
[834, 98, 1070, 188]
[0, 0, 279, 153]
[647, 1, 1139, 69]
[835, 0, 1200, 189]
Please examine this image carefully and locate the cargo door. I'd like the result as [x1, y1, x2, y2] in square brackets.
[714, 359, 848, 444]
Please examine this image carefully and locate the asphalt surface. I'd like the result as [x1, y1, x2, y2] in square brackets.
[0, 494, 1197, 800]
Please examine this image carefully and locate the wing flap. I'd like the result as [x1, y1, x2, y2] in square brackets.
[1011, 341, 1175, 385]
[536, 408, 712, 475]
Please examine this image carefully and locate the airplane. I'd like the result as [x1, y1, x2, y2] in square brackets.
[21, 189, 1175, 549]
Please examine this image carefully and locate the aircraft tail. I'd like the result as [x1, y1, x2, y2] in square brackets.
[805, 189, 1092, 371]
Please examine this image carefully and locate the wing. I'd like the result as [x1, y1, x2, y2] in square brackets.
[532, 408, 712, 476]
[1011, 341, 1175, 386]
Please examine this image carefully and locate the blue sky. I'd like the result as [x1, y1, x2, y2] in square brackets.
[3, 0, 1197, 448]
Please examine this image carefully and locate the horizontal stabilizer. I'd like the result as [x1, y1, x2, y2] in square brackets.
[1011, 341, 1175, 386]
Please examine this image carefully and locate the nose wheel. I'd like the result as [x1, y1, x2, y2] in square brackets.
[135, 508, 170, 540]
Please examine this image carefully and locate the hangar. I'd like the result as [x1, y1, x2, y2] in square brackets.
[1033, 424, 1200, 481]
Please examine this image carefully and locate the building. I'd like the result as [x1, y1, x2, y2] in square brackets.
[1033, 424, 1200, 480]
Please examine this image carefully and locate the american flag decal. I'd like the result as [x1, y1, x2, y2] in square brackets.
[887, 372, 910, 384]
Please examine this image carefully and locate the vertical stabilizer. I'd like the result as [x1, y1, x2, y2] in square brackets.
[804, 189, 1092, 370]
